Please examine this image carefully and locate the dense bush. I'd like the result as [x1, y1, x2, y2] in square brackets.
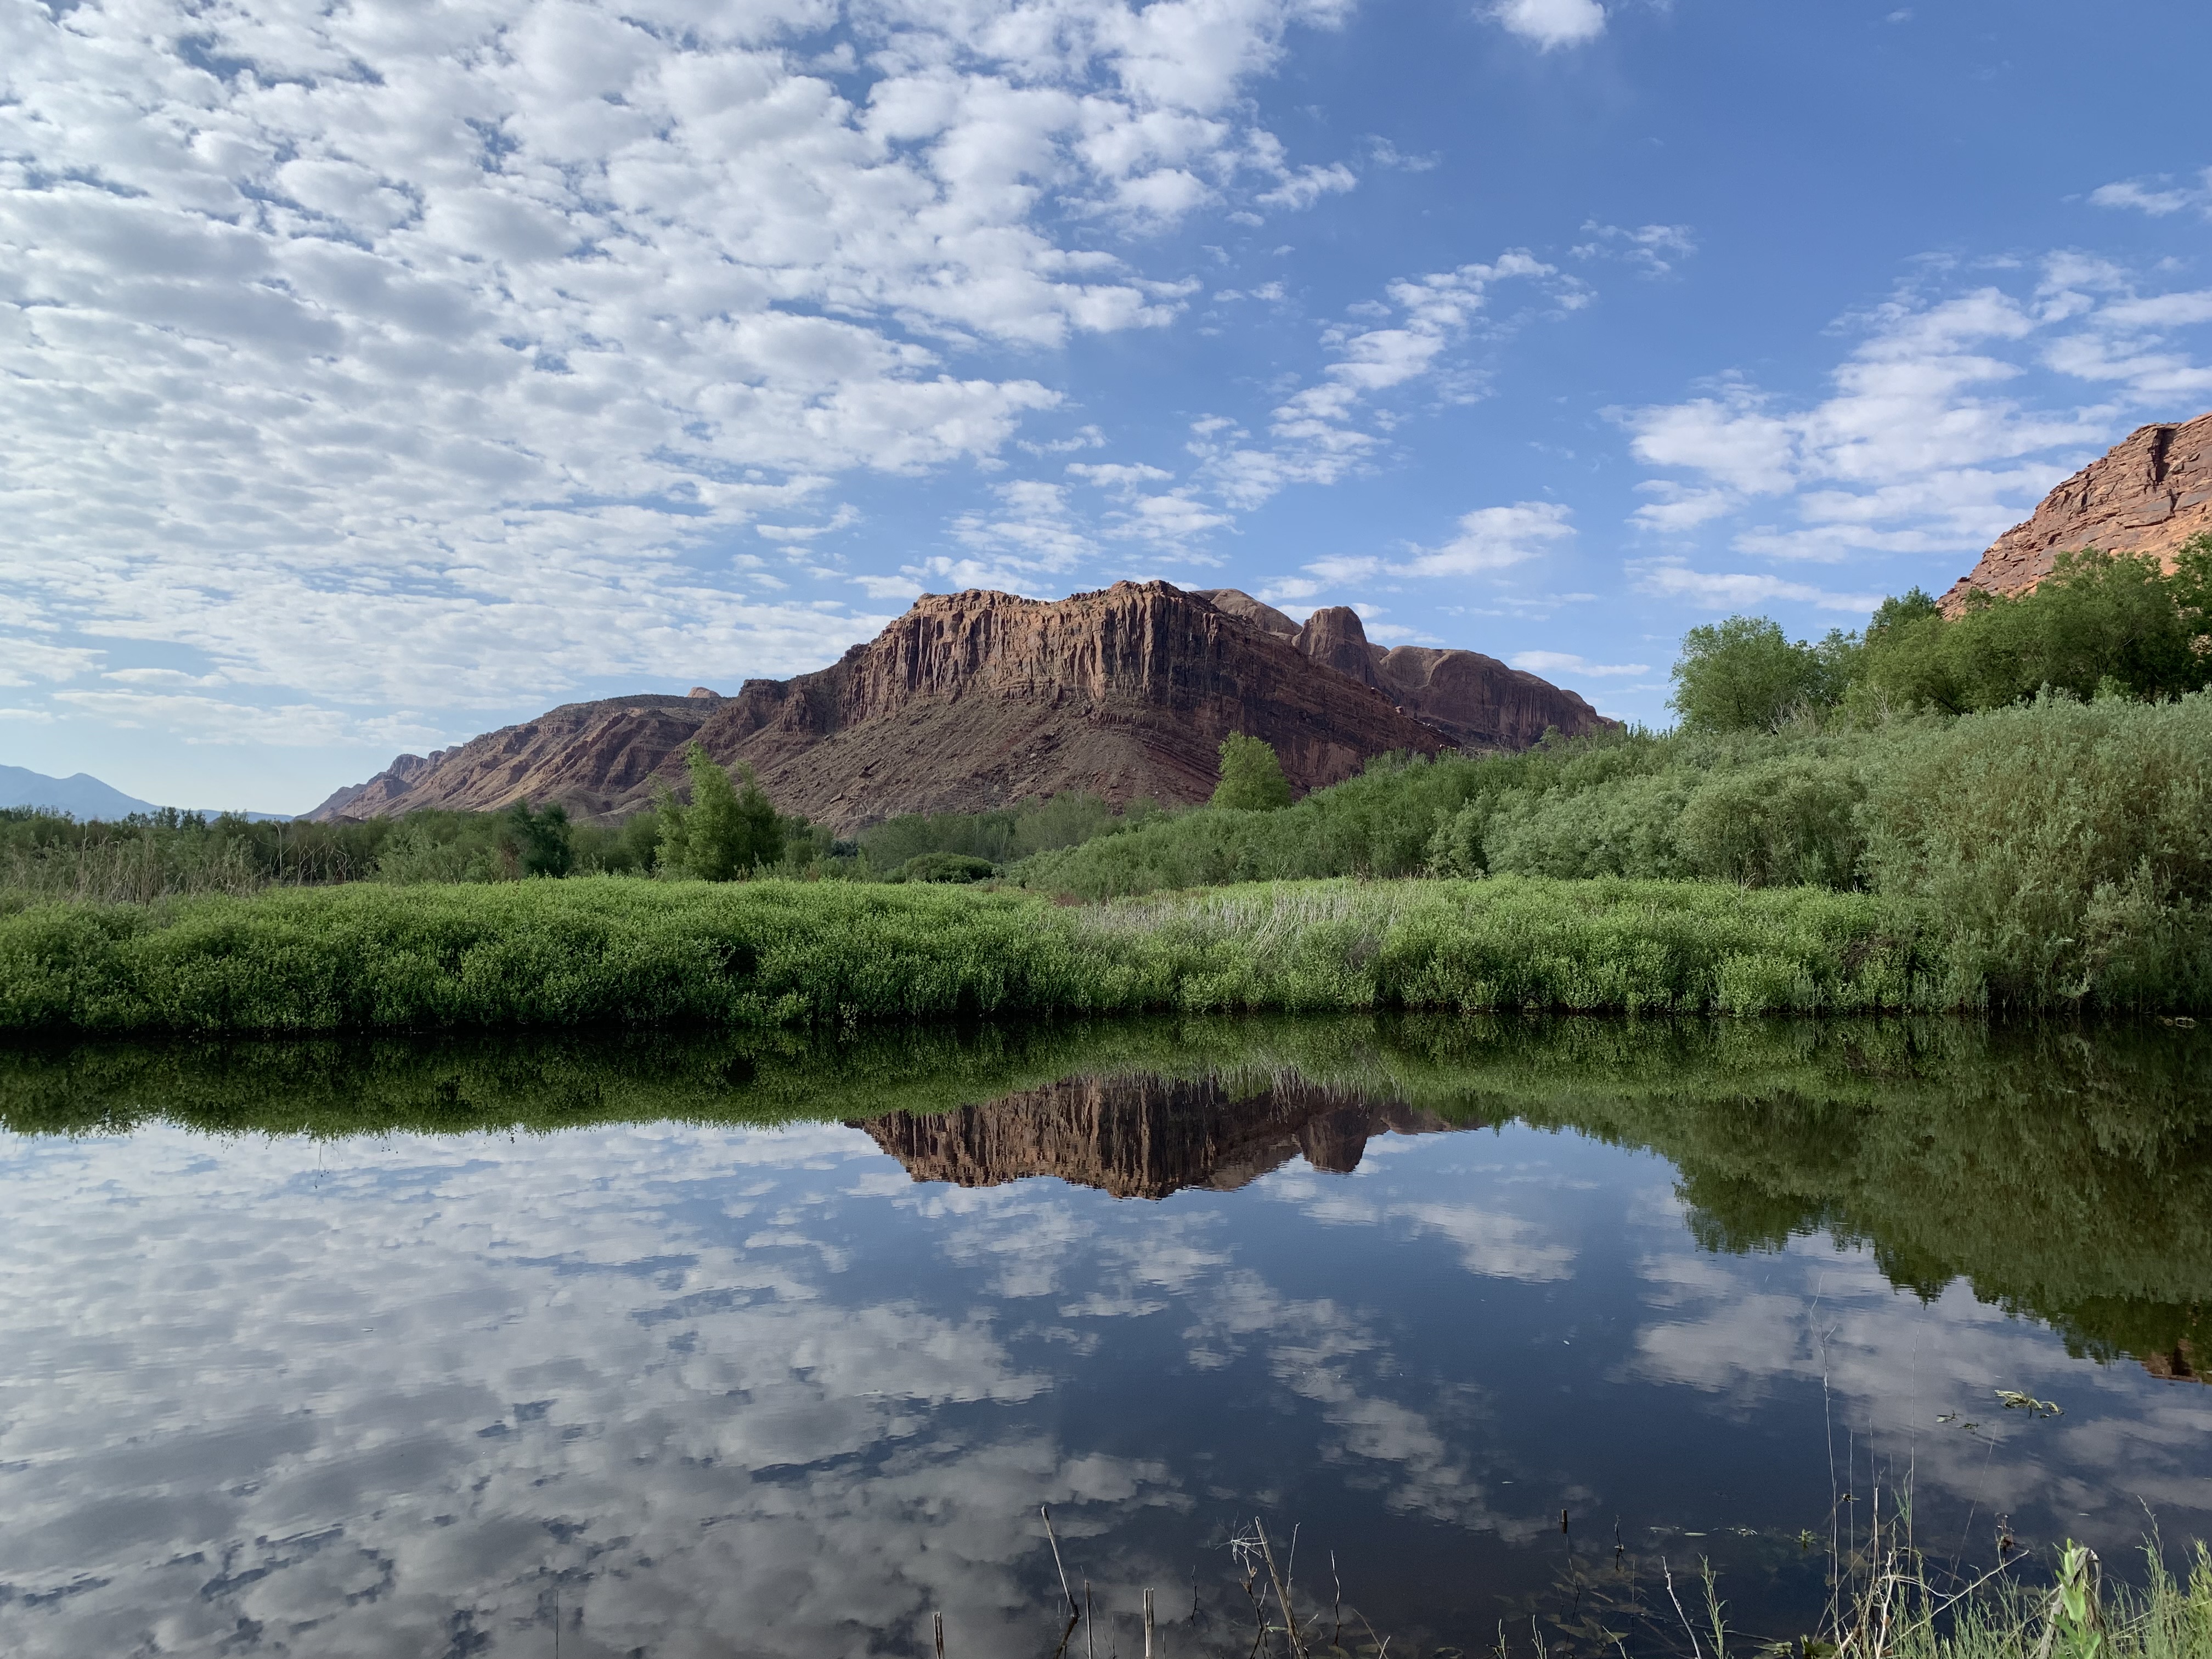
[1673, 540, 2212, 732]
[1017, 694, 2212, 1011]
[0, 873, 1944, 1032]
[1862, 691, 2212, 1007]
[1211, 732, 1293, 810]
[890, 852, 997, 883]
[1670, 614, 1856, 732]
[856, 791, 1158, 871]
[1855, 543, 2212, 714]
[654, 743, 782, 879]
[0, 807, 394, 904]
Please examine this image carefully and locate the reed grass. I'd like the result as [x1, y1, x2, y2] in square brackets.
[0, 874, 1946, 1034]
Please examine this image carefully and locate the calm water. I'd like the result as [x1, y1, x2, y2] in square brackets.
[0, 1017, 2207, 1658]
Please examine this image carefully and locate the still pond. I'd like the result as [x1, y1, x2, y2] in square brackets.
[0, 1015, 2206, 1658]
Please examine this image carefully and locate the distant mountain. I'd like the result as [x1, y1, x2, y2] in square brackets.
[0, 765, 161, 820]
[311, 581, 1616, 832]
[0, 765, 290, 822]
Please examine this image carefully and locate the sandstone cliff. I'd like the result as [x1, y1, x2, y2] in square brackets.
[856, 1071, 1450, 1199]
[1193, 589, 1611, 749]
[687, 581, 1463, 830]
[313, 580, 1612, 832]
[1942, 412, 2212, 613]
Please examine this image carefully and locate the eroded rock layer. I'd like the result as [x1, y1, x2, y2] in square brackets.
[689, 582, 1453, 830]
[1942, 412, 2212, 613]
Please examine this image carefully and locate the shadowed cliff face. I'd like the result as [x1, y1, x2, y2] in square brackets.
[854, 1072, 1451, 1199]
[1942, 411, 2212, 613]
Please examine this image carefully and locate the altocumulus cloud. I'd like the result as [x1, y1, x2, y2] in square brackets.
[0, 0, 1352, 737]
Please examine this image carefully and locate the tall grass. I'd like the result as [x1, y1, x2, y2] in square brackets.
[0, 874, 1946, 1034]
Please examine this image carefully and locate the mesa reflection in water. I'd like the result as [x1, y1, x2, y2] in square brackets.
[0, 1015, 2205, 1659]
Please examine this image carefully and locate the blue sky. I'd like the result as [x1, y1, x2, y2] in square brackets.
[5, 0, 2211, 812]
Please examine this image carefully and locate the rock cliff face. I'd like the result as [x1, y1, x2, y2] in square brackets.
[1193, 589, 1612, 750]
[686, 581, 1459, 830]
[1942, 412, 2212, 613]
[312, 579, 1612, 831]
[856, 1071, 1449, 1199]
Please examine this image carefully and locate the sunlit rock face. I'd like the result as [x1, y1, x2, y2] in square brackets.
[1940, 410, 2212, 613]
[855, 1074, 1450, 1198]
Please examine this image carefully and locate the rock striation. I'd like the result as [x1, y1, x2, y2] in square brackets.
[1942, 412, 2212, 613]
[1193, 589, 1611, 751]
[312, 580, 1613, 831]
[855, 1071, 1451, 1199]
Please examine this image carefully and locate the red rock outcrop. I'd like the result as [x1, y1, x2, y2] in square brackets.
[312, 580, 1611, 831]
[686, 582, 1457, 830]
[1195, 590, 1615, 751]
[1942, 413, 2212, 614]
[855, 1071, 1450, 1199]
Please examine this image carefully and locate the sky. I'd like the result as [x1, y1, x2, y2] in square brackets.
[4, 0, 2211, 812]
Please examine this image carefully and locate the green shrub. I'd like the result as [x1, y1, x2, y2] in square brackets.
[655, 743, 782, 879]
[0, 874, 1945, 1033]
[1211, 733, 1293, 810]
[857, 792, 1150, 870]
[1862, 690, 2212, 1008]
[893, 852, 996, 883]
[1853, 541, 2212, 714]
[1670, 614, 1857, 732]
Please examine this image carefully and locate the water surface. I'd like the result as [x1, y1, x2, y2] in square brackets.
[1, 1016, 2207, 1658]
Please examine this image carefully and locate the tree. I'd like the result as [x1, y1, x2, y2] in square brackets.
[495, 799, 573, 878]
[1669, 616, 1848, 732]
[654, 744, 783, 879]
[1211, 733, 1293, 810]
[1852, 543, 2212, 714]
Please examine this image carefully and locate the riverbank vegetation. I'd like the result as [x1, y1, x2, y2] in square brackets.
[4, 542, 2207, 1019]
[0, 874, 1944, 1034]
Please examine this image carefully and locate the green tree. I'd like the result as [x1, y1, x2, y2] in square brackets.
[654, 744, 783, 879]
[1669, 616, 1848, 732]
[495, 799, 573, 878]
[1211, 733, 1293, 810]
[1854, 543, 2212, 714]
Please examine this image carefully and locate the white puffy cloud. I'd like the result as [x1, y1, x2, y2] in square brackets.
[1489, 0, 1607, 49]
[1572, 221, 1697, 277]
[1306, 500, 1575, 584]
[1634, 563, 1886, 614]
[1195, 252, 1581, 509]
[2089, 169, 2212, 219]
[1621, 261, 2212, 567]
[0, 0, 1356, 744]
[1510, 650, 1649, 676]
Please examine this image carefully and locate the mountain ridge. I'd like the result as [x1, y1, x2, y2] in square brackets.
[310, 580, 1614, 832]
